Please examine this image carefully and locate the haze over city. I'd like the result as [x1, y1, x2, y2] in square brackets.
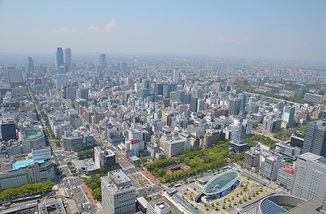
[1, 1, 326, 214]
[1, 0, 326, 63]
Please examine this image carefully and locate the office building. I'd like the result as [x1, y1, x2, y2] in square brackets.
[77, 87, 89, 101]
[304, 93, 324, 104]
[0, 158, 55, 190]
[276, 164, 295, 190]
[101, 170, 136, 214]
[261, 155, 283, 181]
[65, 86, 77, 100]
[173, 68, 180, 83]
[21, 128, 46, 154]
[64, 48, 71, 68]
[1, 121, 17, 141]
[302, 120, 326, 157]
[154, 83, 163, 101]
[94, 147, 116, 168]
[162, 83, 176, 98]
[240, 93, 246, 114]
[229, 98, 241, 116]
[282, 106, 295, 128]
[56, 74, 68, 89]
[162, 137, 186, 157]
[7, 67, 23, 83]
[62, 134, 94, 152]
[27, 57, 34, 73]
[121, 62, 128, 73]
[55, 47, 64, 70]
[292, 152, 326, 206]
[162, 112, 172, 127]
[190, 97, 198, 112]
[99, 54, 107, 67]
[243, 147, 260, 172]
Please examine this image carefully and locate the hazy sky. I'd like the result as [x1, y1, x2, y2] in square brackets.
[0, 0, 326, 63]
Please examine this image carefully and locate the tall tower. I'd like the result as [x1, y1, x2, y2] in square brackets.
[240, 93, 246, 114]
[173, 68, 180, 83]
[99, 54, 107, 67]
[27, 57, 34, 74]
[64, 48, 71, 68]
[302, 120, 326, 157]
[55, 47, 64, 70]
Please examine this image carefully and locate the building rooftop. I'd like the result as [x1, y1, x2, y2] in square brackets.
[111, 169, 131, 184]
[299, 152, 326, 167]
[12, 158, 45, 170]
[203, 171, 239, 195]
[25, 129, 43, 140]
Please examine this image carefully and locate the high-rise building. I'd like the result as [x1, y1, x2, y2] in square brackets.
[77, 88, 89, 101]
[55, 47, 64, 70]
[173, 68, 180, 83]
[291, 152, 326, 206]
[240, 93, 246, 114]
[261, 155, 283, 181]
[282, 106, 295, 128]
[1, 121, 17, 141]
[154, 83, 163, 101]
[99, 54, 107, 67]
[190, 97, 198, 112]
[64, 48, 71, 68]
[101, 170, 136, 214]
[302, 120, 326, 157]
[162, 83, 176, 98]
[121, 62, 128, 73]
[229, 98, 242, 116]
[27, 57, 34, 74]
[7, 67, 23, 83]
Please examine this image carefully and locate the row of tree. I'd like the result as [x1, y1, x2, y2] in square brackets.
[84, 176, 101, 201]
[0, 181, 54, 201]
[77, 149, 94, 159]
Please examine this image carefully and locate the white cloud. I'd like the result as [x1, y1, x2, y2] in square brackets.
[88, 19, 118, 34]
[104, 19, 118, 33]
[89, 26, 100, 33]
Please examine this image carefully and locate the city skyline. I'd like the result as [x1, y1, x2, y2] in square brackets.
[0, 0, 326, 63]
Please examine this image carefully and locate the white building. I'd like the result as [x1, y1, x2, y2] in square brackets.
[292, 153, 326, 206]
[101, 170, 136, 214]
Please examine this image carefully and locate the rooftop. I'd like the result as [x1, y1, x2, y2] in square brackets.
[111, 169, 130, 184]
[25, 129, 43, 140]
[13, 158, 45, 170]
[203, 171, 239, 195]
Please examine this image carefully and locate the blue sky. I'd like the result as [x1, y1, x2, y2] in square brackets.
[0, 0, 325, 63]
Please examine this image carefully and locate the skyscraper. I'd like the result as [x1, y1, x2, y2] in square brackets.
[99, 54, 107, 67]
[55, 47, 64, 70]
[240, 93, 246, 114]
[64, 48, 71, 68]
[173, 68, 180, 83]
[291, 152, 326, 206]
[229, 98, 242, 116]
[27, 57, 34, 74]
[101, 170, 136, 214]
[190, 97, 198, 112]
[302, 120, 326, 157]
[282, 106, 295, 128]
